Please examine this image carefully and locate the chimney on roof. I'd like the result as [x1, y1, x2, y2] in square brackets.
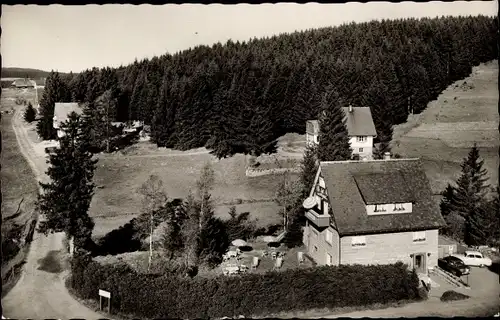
[348, 104, 353, 113]
[384, 152, 391, 160]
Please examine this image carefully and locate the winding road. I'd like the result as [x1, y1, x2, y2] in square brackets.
[2, 108, 103, 319]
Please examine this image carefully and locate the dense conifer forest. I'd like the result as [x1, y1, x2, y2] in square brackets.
[1, 67, 56, 79]
[39, 16, 497, 158]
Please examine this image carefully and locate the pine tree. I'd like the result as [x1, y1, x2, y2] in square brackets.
[464, 201, 490, 246]
[91, 90, 117, 152]
[197, 217, 230, 266]
[24, 102, 36, 123]
[317, 90, 352, 161]
[300, 143, 319, 198]
[36, 71, 70, 140]
[37, 112, 97, 254]
[440, 183, 461, 238]
[160, 198, 184, 259]
[452, 144, 490, 219]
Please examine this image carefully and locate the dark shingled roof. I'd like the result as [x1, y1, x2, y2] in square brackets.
[12, 79, 34, 87]
[307, 107, 377, 137]
[353, 172, 415, 204]
[320, 159, 446, 236]
[342, 107, 377, 137]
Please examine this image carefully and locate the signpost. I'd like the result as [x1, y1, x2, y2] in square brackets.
[99, 289, 111, 314]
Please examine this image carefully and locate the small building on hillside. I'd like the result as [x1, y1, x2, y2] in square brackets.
[53, 102, 83, 138]
[302, 154, 446, 275]
[306, 105, 377, 160]
[11, 78, 34, 89]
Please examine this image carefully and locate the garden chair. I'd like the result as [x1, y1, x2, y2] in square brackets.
[274, 257, 283, 270]
[251, 256, 260, 270]
[297, 252, 304, 264]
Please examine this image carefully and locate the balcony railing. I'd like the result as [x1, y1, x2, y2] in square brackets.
[305, 206, 330, 228]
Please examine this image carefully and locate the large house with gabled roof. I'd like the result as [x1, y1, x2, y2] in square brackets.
[302, 155, 446, 275]
[306, 105, 377, 160]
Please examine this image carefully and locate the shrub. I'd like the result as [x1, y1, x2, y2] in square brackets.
[440, 290, 470, 302]
[252, 224, 282, 238]
[23, 103, 36, 123]
[70, 258, 420, 319]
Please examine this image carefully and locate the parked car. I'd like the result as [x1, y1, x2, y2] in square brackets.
[452, 250, 493, 267]
[438, 256, 470, 276]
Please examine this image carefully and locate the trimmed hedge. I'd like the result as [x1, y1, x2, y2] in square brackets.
[70, 256, 421, 319]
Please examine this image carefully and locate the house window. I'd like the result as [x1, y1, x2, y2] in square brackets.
[351, 236, 366, 247]
[356, 136, 367, 142]
[359, 148, 364, 153]
[393, 203, 405, 211]
[325, 229, 333, 245]
[326, 253, 333, 266]
[374, 204, 387, 213]
[413, 231, 426, 242]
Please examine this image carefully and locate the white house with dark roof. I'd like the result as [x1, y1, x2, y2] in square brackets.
[53, 102, 83, 138]
[302, 155, 446, 275]
[306, 105, 377, 160]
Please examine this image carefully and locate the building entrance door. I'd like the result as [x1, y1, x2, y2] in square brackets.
[414, 253, 426, 274]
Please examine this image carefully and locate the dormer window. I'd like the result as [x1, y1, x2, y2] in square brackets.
[374, 204, 387, 213]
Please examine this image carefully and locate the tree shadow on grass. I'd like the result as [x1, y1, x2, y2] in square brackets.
[37, 250, 63, 273]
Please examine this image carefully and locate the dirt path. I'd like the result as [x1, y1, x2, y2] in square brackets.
[2, 108, 104, 319]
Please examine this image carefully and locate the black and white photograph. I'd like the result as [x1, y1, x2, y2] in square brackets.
[1, 2, 499, 319]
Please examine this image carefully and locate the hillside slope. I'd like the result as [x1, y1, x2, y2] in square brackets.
[392, 60, 499, 194]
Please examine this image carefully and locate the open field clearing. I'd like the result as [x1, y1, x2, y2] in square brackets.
[1, 90, 39, 295]
[392, 60, 499, 194]
[1, 114, 39, 224]
[21, 121, 290, 237]
[90, 148, 289, 237]
[1, 89, 39, 230]
[10, 60, 499, 238]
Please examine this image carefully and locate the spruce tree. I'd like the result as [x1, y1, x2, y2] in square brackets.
[37, 112, 97, 253]
[317, 90, 352, 161]
[464, 201, 489, 246]
[36, 71, 70, 140]
[452, 144, 490, 219]
[24, 102, 36, 123]
[439, 183, 456, 217]
[197, 217, 230, 266]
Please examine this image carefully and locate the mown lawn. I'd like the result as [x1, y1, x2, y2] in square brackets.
[89, 144, 295, 237]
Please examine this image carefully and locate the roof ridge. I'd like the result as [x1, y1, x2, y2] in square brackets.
[320, 158, 421, 165]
